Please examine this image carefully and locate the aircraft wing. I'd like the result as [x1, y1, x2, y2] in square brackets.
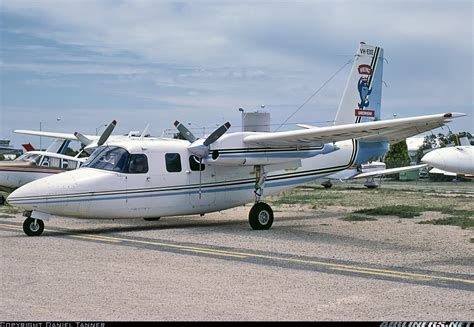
[351, 164, 429, 179]
[14, 130, 98, 142]
[243, 112, 465, 147]
[15, 130, 79, 141]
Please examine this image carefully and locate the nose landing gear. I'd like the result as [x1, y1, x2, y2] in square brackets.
[23, 217, 44, 236]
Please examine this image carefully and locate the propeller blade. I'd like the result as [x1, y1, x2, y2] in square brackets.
[74, 132, 93, 146]
[203, 122, 231, 146]
[97, 120, 117, 146]
[174, 120, 196, 143]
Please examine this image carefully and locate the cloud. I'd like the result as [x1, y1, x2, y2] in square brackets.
[1, 0, 472, 147]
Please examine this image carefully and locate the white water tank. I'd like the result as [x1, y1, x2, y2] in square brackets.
[241, 108, 271, 132]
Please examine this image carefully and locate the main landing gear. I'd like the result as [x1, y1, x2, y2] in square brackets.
[248, 166, 274, 230]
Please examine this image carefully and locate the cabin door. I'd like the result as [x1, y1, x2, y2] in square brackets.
[187, 155, 216, 209]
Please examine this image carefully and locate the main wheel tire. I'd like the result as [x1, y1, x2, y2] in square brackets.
[0, 195, 5, 206]
[23, 218, 44, 236]
[249, 202, 274, 230]
[144, 217, 161, 221]
[321, 181, 333, 189]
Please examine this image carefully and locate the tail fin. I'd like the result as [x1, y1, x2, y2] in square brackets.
[334, 42, 384, 125]
[455, 133, 471, 146]
[22, 143, 36, 152]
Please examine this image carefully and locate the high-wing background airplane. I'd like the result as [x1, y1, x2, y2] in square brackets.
[0, 121, 125, 203]
[15, 120, 120, 154]
[0, 151, 85, 192]
[7, 42, 466, 236]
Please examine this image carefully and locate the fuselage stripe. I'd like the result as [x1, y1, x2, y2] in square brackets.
[8, 140, 360, 205]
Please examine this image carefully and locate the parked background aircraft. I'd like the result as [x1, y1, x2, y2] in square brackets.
[0, 151, 85, 193]
[6, 42, 466, 236]
[422, 140, 473, 178]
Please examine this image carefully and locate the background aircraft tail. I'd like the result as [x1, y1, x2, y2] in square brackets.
[334, 42, 384, 125]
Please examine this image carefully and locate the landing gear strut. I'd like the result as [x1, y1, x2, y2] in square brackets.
[248, 166, 274, 230]
[23, 217, 44, 236]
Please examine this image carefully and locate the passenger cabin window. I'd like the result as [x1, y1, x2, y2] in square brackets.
[189, 155, 205, 171]
[40, 156, 60, 168]
[41, 156, 49, 167]
[128, 154, 148, 174]
[165, 153, 182, 172]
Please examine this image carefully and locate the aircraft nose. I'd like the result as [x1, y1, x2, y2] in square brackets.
[421, 149, 445, 168]
[7, 173, 76, 211]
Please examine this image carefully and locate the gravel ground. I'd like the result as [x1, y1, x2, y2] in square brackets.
[0, 182, 473, 321]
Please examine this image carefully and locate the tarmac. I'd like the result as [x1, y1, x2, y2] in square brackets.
[0, 201, 472, 321]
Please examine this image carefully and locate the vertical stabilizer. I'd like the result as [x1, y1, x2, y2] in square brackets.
[334, 42, 384, 125]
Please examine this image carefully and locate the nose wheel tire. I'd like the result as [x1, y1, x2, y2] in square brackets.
[23, 218, 44, 236]
[249, 202, 274, 230]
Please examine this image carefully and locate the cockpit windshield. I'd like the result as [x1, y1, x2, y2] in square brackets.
[82, 146, 148, 174]
[82, 146, 129, 172]
[17, 153, 42, 165]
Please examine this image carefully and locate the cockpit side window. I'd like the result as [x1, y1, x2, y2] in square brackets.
[127, 154, 148, 174]
[165, 153, 182, 172]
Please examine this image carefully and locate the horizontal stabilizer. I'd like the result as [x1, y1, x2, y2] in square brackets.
[352, 164, 429, 179]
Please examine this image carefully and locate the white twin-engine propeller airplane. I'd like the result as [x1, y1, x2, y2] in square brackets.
[7, 42, 466, 236]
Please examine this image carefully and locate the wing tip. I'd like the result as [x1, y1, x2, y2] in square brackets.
[445, 112, 467, 118]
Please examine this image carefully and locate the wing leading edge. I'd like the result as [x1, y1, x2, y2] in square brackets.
[243, 112, 466, 147]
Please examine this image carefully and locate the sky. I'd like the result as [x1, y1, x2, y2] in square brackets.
[1, 0, 473, 149]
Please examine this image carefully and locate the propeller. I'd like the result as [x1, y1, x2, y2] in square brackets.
[174, 121, 196, 143]
[74, 120, 117, 154]
[97, 120, 117, 146]
[174, 121, 231, 198]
